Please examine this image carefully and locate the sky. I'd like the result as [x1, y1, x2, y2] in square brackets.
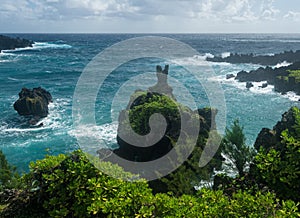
[1, 0, 300, 33]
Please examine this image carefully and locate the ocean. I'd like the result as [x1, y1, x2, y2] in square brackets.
[0, 33, 299, 173]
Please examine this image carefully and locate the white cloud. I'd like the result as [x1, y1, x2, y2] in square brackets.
[0, 0, 298, 33]
[260, 0, 280, 20]
[284, 11, 300, 21]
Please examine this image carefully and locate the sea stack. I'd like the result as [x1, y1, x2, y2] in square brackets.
[13, 87, 52, 124]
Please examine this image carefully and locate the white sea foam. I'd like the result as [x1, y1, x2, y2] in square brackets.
[209, 74, 247, 90]
[42, 98, 72, 130]
[68, 122, 118, 153]
[2, 98, 72, 135]
[3, 126, 51, 133]
[221, 52, 231, 58]
[283, 91, 300, 102]
[274, 61, 291, 68]
[1, 42, 72, 54]
[248, 81, 274, 95]
[171, 54, 232, 67]
[7, 77, 20, 81]
[0, 59, 11, 63]
[230, 38, 300, 43]
[33, 42, 72, 49]
[171, 54, 213, 66]
[211, 75, 276, 95]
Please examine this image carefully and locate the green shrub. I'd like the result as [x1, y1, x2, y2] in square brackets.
[2, 150, 300, 217]
[222, 119, 256, 176]
[255, 107, 300, 201]
[23, 150, 152, 218]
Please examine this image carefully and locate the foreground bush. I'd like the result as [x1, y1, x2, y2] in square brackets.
[1, 150, 299, 217]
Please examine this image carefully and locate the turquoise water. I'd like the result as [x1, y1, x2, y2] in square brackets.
[0, 34, 299, 172]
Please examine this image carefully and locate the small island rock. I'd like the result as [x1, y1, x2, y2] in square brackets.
[13, 87, 52, 119]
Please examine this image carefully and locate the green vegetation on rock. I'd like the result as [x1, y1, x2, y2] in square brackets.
[255, 107, 300, 202]
[287, 69, 300, 83]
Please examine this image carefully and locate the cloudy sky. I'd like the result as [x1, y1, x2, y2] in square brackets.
[1, 0, 300, 33]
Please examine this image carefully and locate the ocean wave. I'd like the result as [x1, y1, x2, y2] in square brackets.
[33, 42, 72, 49]
[171, 54, 232, 67]
[3, 126, 51, 133]
[1, 42, 72, 54]
[7, 77, 21, 81]
[0, 59, 12, 63]
[248, 81, 274, 95]
[209, 74, 247, 90]
[212, 74, 300, 102]
[211, 75, 275, 95]
[283, 91, 300, 102]
[68, 122, 118, 153]
[273, 61, 292, 68]
[1, 98, 72, 136]
[229, 38, 300, 43]
[221, 52, 231, 58]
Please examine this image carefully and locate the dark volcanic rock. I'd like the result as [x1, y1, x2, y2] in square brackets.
[226, 74, 235, 79]
[236, 67, 275, 83]
[13, 87, 52, 119]
[260, 83, 268, 88]
[236, 61, 300, 95]
[148, 65, 174, 98]
[97, 65, 221, 174]
[0, 35, 33, 52]
[246, 82, 254, 89]
[207, 50, 300, 65]
[254, 107, 299, 151]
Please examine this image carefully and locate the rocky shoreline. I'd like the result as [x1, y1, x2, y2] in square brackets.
[208, 50, 300, 99]
[236, 61, 300, 95]
[207, 50, 300, 65]
[0, 34, 33, 52]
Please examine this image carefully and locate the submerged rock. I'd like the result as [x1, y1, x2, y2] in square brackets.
[13, 87, 52, 120]
[246, 82, 254, 89]
[260, 83, 268, 88]
[226, 74, 235, 79]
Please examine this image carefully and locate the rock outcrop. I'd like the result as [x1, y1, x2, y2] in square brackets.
[254, 107, 299, 151]
[148, 65, 174, 98]
[13, 87, 52, 122]
[246, 82, 254, 89]
[236, 61, 300, 95]
[0, 35, 33, 52]
[226, 74, 235, 79]
[207, 50, 300, 65]
[97, 65, 223, 191]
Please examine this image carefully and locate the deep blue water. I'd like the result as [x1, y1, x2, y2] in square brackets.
[0, 33, 299, 172]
